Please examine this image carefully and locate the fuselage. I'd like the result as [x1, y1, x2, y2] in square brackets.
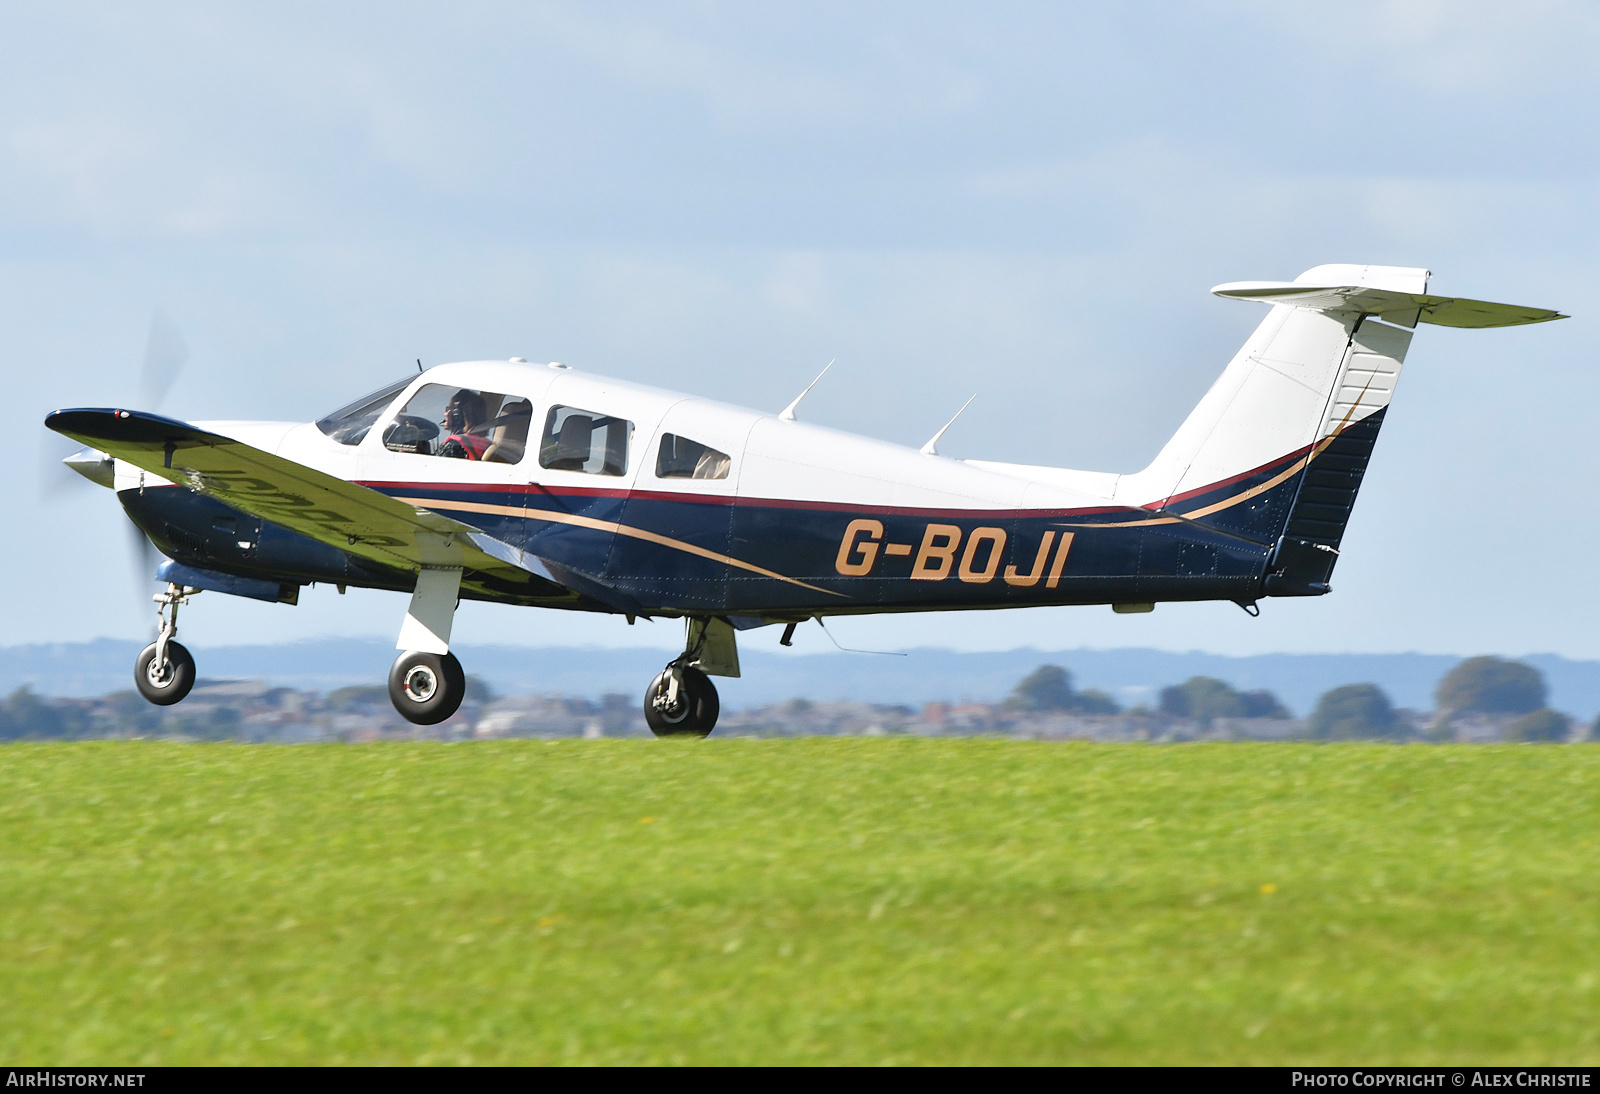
[118, 359, 1279, 620]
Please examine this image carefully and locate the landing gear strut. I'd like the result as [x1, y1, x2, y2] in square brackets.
[134, 583, 198, 706]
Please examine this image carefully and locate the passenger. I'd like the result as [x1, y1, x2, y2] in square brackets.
[483, 399, 532, 464]
[436, 390, 490, 460]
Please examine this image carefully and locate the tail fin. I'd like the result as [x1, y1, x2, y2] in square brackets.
[1115, 263, 1563, 593]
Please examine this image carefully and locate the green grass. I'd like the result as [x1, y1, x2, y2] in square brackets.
[1, 741, 1597, 1065]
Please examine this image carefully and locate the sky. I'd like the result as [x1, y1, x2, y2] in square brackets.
[7, 1, 1599, 661]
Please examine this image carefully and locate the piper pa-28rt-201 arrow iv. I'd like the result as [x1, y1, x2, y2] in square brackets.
[46, 264, 1564, 734]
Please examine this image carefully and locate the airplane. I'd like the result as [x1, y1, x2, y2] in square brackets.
[45, 264, 1564, 735]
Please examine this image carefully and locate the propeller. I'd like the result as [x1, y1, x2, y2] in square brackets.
[41, 309, 189, 502]
[128, 513, 162, 639]
[40, 310, 189, 633]
[138, 309, 186, 411]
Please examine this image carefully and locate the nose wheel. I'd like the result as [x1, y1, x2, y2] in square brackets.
[134, 582, 198, 706]
[388, 650, 466, 725]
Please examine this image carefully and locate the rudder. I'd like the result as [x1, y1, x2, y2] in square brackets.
[1113, 265, 1426, 559]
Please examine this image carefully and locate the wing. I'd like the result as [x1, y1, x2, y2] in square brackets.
[45, 408, 637, 612]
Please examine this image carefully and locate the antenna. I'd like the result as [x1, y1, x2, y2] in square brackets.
[416, 358, 424, 373]
[779, 360, 834, 422]
[816, 618, 905, 656]
[920, 394, 977, 456]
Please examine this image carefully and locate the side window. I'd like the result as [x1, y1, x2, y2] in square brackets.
[656, 433, 731, 480]
[381, 383, 531, 463]
[539, 405, 631, 475]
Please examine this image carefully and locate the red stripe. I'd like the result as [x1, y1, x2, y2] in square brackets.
[359, 479, 1135, 521]
[360, 432, 1331, 523]
[1142, 442, 1315, 510]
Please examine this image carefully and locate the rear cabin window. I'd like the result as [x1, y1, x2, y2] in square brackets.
[656, 433, 731, 480]
[315, 377, 413, 446]
[539, 405, 631, 475]
[380, 383, 532, 464]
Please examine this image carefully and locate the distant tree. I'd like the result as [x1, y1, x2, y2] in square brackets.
[326, 685, 389, 710]
[1157, 677, 1282, 721]
[463, 676, 496, 704]
[1160, 677, 1242, 719]
[1007, 665, 1120, 713]
[1436, 656, 1546, 715]
[1240, 690, 1290, 719]
[1008, 665, 1075, 711]
[104, 690, 161, 735]
[1504, 708, 1571, 743]
[1306, 683, 1398, 740]
[0, 687, 84, 739]
[1074, 688, 1121, 715]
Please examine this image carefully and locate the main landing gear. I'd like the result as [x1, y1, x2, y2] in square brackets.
[643, 618, 739, 738]
[388, 566, 467, 726]
[135, 583, 199, 706]
[644, 663, 720, 737]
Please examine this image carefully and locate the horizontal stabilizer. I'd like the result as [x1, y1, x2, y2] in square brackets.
[1211, 282, 1566, 328]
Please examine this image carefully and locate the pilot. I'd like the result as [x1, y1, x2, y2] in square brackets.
[436, 390, 490, 460]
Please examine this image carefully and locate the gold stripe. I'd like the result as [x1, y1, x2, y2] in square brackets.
[397, 496, 847, 597]
[1177, 380, 1375, 522]
[415, 390, 1377, 590]
[1055, 515, 1183, 529]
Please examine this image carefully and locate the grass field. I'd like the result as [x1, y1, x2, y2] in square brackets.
[1, 740, 1597, 1065]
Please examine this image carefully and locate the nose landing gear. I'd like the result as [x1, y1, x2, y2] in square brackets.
[134, 582, 199, 706]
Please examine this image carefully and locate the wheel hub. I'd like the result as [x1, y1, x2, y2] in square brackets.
[652, 681, 688, 721]
[146, 658, 173, 688]
[403, 666, 438, 702]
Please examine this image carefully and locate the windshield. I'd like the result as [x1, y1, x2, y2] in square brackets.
[315, 377, 413, 446]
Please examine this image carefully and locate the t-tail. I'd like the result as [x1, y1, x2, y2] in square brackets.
[1108, 264, 1564, 596]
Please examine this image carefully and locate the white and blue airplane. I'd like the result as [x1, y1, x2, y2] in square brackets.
[46, 264, 1563, 734]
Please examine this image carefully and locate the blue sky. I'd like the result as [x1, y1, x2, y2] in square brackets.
[8, 2, 1597, 658]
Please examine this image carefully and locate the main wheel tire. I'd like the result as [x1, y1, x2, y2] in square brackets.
[135, 641, 196, 706]
[388, 650, 466, 725]
[643, 665, 719, 737]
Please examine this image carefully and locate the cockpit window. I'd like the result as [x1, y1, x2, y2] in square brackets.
[380, 382, 532, 464]
[656, 433, 731, 480]
[315, 377, 412, 446]
[539, 405, 630, 475]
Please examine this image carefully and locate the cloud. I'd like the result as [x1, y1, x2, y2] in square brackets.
[1241, 0, 1600, 97]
